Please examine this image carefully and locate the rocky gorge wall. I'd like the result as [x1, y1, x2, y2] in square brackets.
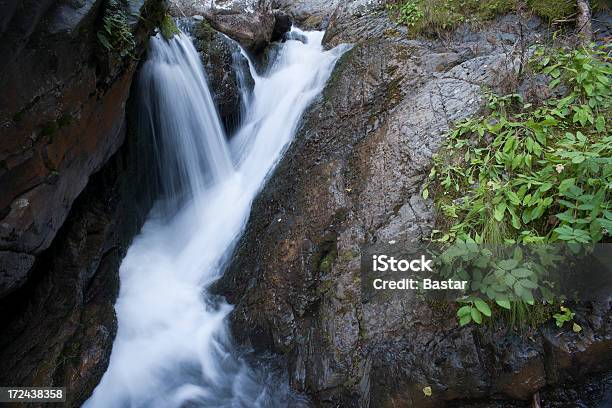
[0, 0, 167, 404]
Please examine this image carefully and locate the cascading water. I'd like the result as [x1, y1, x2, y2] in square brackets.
[85, 27, 346, 408]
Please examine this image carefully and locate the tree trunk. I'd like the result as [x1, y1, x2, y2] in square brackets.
[576, 0, 592, 44]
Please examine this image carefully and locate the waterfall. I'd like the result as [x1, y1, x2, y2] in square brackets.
[138, 34, 233, 209]
[85, 28, 346, 408]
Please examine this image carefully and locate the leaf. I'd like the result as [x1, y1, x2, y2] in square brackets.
[422, 386, 432, 397]
[494, 202, 506, 222]
[506, 191, 521, 205]
[498, 259, 519, 270]
[519, 279, 538, 289]
[559, 178, 576, 194]
[422, 188, 429, 200]
[540, 183, 553, 193]
[474, 299, 492, 317]
[496, 299, 511, 310]
[457, 305, 471, 317]
[572, 323, 582, 333]
[511, 268, 532, 278]
[459, 314, 472, 326]
[595, 116, 605, 133]
[471, 308, 483, 324]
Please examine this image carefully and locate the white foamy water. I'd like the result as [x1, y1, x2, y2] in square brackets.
[85, 28, 346, 408]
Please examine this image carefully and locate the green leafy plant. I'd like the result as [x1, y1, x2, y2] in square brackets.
[553, 304, 574, 327]
[457, 295, 492, 326]
[391, 1, 424, 28]
[425, 44, 611, 245]
[425, 43, 611, 327]
[97, 0, 136, 57]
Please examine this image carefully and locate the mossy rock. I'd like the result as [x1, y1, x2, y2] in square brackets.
[160, 14, 180, 40]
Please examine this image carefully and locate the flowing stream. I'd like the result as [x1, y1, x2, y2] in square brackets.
[85, 28, 346, 408]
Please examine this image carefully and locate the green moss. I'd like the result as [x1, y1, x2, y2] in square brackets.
[527, 0, 575, 22]
[159, 13, 180, 40]
[385, 76, 403, 106]
[193, 20, 215, 50]
[40, 113, 73, 137]
[312, 234, 338, 276]
[388, 0, 581, 36]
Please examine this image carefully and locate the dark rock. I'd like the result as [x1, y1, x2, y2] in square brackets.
[272, 9, 292, 42]
[46, 0, 100, 35]
[0, 0, 165, 402]
[0, 251, 35, 297]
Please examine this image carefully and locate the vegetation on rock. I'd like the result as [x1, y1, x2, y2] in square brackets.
[97, 0, 136, 57]
[527, 0, 576, 22]
[387, 0, 515, 35]
[386, 0, 604, 36]
[424, 43, 611, 327]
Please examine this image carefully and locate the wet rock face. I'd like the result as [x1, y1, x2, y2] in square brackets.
[217, 1, 612, 406]
[0, 0, 164, 298]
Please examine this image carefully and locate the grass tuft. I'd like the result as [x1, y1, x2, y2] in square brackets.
[526, 0, 576, 22]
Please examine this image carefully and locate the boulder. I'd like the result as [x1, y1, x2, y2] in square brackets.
[185, 17, 254, 134]
[204, 0, 276, 53]
[272, 9, 293, 41]
[272, 0, 340, 30]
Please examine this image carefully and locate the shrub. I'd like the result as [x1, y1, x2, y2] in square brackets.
[425, 44, 611, 245]
[424, 43, 611, 326]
